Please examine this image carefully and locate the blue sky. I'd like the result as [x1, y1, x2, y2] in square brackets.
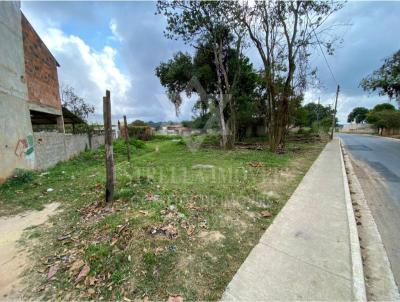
[21, 1, 400, 124]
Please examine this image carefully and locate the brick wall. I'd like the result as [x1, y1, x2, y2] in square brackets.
[33, 132, 105, 170]
[21, 13, 61, 109]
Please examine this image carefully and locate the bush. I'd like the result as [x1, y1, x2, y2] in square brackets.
[153, 134, 182, 141]
[202, 134, 221, 146]
[112, 138, 147, 154]
[296, 128, 312, 135]
[126, 126, 153, 141]
[367, 110, 400, 129]
[7, 169, 35, 185]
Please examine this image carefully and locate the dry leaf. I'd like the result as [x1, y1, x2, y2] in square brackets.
[75, 264, 90, 284]
[111, 237, 118, 246]
[141, 295, 149, 302]
[88, 276, 97, 286]
[123, 297, 131, 302]
[47, 264, 58, 279]
[69, 259, 85, 273]
[261, 210, 272, 217]
[168, 294, 183, 302]
[87, 288, 95, 295]
[249, 161, 265, 168]
[154, 247, 164, 255]
[57, 234, 71, 241]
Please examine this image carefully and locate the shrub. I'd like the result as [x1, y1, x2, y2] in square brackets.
[8, 169, 35, 185]
[202, 134, 221, 146]
[153, 134, 182, 141]
[126, 126, 154, 141]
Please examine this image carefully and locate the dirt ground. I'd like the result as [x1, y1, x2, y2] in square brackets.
[0, 203, 59, 299]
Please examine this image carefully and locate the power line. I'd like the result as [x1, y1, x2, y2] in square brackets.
[307, 14, 338, 86]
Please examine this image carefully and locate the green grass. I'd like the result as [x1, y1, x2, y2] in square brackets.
[1, 136, 324, 300]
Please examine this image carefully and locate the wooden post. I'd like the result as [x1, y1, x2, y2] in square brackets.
[123, 115, 131, 162]
[103, 90, 114, 203]
[330, 85, 340, 140]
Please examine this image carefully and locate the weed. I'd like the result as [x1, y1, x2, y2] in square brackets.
[2, 138, 324, 300]
[7, 169, 35, 186]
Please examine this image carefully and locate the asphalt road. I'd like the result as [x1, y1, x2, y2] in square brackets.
[338, 133, 400, 287]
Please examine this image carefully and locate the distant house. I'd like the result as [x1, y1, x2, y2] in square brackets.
[159, 124, 190, 135]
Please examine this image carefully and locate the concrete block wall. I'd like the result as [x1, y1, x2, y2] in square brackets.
[33, 132, 67, 170]
[341, 123, 376, 134]
[64, 134, 90, 160]
[33, 132, 105, 170]
[90, 134, 105, 150]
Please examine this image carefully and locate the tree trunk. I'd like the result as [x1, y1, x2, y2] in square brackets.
[213, 46, 233, 150]
[268, 93, 290, 153]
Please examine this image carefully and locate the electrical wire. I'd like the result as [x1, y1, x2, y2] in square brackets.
[307, 14, 338, 87]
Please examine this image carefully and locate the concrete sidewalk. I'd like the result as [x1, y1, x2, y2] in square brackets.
[222, 139, 366, 301]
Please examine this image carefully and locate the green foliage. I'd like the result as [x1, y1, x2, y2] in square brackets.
[127, 126, 153, 141]
[347, 107, 369, 123]
[6, 169, 35, 186]
[366, 103, 398, 127]
[367, 110, 400, 129]
[155, 52, 193, 112]
[61, 85, 94, 122]
[130, 120, 147, 126]
[360, 50, 400, 102]
[153, 134, 182, 141]
[372, 103, 396, 112]
[293, 102, 334, 128]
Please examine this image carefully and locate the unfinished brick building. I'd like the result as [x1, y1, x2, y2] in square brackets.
[21, 13, 65, 132]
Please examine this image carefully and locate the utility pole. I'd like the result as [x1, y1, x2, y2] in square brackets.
[123, 115, 131, 162]
[330, 85, 340, 140]
[103, 90, 115, 203]
[316, 97, 320, 131]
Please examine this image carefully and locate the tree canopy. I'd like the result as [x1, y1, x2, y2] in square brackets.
[230, 1, 343, 151]
[360, 50, 400, 106]
[156, 0, 344, 151]
[61, 85, 95, 122]
[347, 107, 369, 123]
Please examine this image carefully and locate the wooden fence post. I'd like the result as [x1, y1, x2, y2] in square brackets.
[123, 115, 131, 162]
[103, 90, 114, 203]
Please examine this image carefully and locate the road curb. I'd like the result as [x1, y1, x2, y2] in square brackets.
[340, 140, 400, 300]
[338, 139, 367, 301]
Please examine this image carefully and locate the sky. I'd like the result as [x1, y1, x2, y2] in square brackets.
[21, 1, 400, 124]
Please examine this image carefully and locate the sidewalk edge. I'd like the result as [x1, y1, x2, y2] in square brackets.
[338, 138, 367, 301]
[341, 142, 400, 300]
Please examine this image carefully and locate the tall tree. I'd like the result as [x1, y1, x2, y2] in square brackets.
[293, 102, 334, 128]
[233, 1, 343, 151]
[360, 50, 400, 108]
[156, 45, 258, 141]
[61, 85, 95, 122]
[156, 1, 245, 149]
[347, 107, 369, 123]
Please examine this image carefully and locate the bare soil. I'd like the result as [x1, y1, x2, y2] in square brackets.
[0, 202, 59, 299]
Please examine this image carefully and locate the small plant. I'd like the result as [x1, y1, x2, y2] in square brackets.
[8, 169, 35, 185]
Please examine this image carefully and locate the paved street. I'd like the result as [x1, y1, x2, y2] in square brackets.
[222, 139, 363, 301]
[338, 133, 400, 288]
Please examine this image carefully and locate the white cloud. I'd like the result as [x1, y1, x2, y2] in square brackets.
[109, 19, 123, 42]
[39, 28, 131, 120]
